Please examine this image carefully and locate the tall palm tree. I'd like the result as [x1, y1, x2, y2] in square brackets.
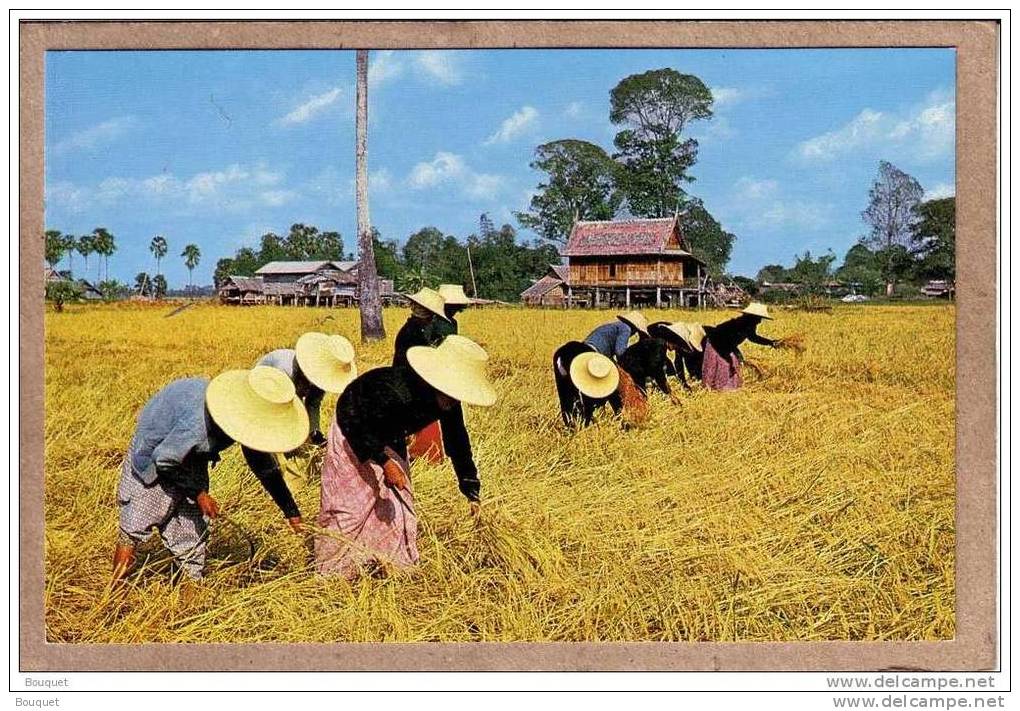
[44, 229, 65, 269]
[92, 228, 116, 282]
[355, 49, 384, 342]
[76, 234, 94, 280]
[149, 235, 168, 278]
[62, 234, 76, 275]
[181, 244, 201, 292]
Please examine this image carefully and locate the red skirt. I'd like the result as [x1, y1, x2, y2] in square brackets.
[701, 341, 744, 391]
[408, 420, 445, 463]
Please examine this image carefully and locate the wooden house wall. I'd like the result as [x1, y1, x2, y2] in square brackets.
[567, 257, 688, 286]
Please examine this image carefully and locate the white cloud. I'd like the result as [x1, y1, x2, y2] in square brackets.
[564, 101, 584, 119]
[278, 87, 343, 126]
[406, 151, 503, 202]
[796, 89, 955, 163]
[414, 51, 463, 85]
[51, 116, 136, 155]
[485, 106, 539, 145]
[711, 87, 744, 107]
[729, 176, 830, 231]
[408, 152, 467, 188]
[46, 162, 297, 214]
[924, 182, 955, 200]
[369, 50, 405, 85]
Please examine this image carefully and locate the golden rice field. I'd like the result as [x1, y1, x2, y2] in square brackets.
[44, 302, 955, 643]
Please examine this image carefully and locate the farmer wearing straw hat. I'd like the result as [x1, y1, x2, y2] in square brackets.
[112, 367, 309, 582]
[671, 321, 707, 385]
[409, 284, 472, 463]
[392, 287, 449, 368]
[315, 335, 496, 579]
[615, 322, 689, 406]
[552, 341, 622, 428]
[255, 332, 358, 446]
[701, 302, 779, 392]
[583, 310, 650, 360]
[430, 283, 471, 342]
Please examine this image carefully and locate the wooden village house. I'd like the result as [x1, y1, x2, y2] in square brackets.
[521, 216, 709, 308]
[218, 259, 395, 306]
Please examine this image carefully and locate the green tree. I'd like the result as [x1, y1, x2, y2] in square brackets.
[609, 68, 714, 217]
[91, 227, 116, 282]
[471, 222, 560, 301]
[61, 234, 77, 275]
[150, 234, 168, 277]
[678, 198, 734, 276]
[45, 280, 82, 312]
[213, 258, 235, 289]
[152, 274, 168, 299]
[516, 139, 622, 245]
[134, 271, 151, 296]
[402, 227, 447, 283]
[787, 250, 837, 295]
[181, 243, 201, 291]
[45, 229, 65, 268]
[371, 228, 403, 283]
[283, 223, 344, 260]
[911, 197, 955, 282]
[836, 243, 884, 296]
[861, 161, 923, 296]
[98, 279, 129, 301]
[257, 232, 288, 264]
[76, 234, 95, 279]
[756, 264, 788, 284]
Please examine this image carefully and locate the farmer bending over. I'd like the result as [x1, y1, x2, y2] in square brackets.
[583, 310, 649, 360]
[701, 303, 778, 392]
[315, 335, 496, 580]
[392, 287, 448, 368]
[112, 367, 309, 582]
[552, 343, 622, 428]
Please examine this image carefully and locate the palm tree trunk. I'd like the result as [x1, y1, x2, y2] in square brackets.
[355, 49, 385, 342]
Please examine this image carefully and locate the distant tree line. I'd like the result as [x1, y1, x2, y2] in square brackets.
[516, 68, 736, 277]
[214, 216, 560, 303]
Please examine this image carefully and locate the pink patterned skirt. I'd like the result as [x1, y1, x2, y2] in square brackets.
[314, 421, 419, 579]
[701, 341, 744, 392]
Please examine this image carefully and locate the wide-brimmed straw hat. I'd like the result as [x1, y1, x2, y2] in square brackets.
[404, 287, 450, 321]
[206, 366, 310, 453]
[294, 332, 357, 394]
[406, 334, 497, 407]
[742, 302, 773, 320]
[681, 322, 707, 351]
[651, 321, 703, 353]
[617, 310, 650, 336]
[569, 352, 620, 399]
[437, 283, 471, 305]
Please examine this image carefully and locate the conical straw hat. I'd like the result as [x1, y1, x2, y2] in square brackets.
[617, 310, 650, 336]
[742, 302, 773, 320]
[681, 322, 707, 351]
[437, 283, 471, 305]
[658, 321, 703, 352]
[294, 332, 358, 394]
[569, 352, 620, 399]
[206, 366, 310, 453]
[406, 334, 497, 407]
[404, 287, 450, 321]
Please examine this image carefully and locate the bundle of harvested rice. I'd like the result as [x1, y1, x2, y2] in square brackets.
[617, 367, 648, 425]
[775, 333, 807, 353]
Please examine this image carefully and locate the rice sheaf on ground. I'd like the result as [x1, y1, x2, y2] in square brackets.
[42, 302, 955, 643]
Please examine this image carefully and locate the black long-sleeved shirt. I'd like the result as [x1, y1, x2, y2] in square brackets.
[704, 315, 775, 358]
[617, 338, 672, 395]
[392, 316, 437, 368]
[337, 365, 481, 501]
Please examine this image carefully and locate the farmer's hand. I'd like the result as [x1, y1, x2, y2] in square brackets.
[382, 458, 408, 491]
[196, 491, 220, 519]
[469, 500, 482, 521]
[287, 516, 304, 534]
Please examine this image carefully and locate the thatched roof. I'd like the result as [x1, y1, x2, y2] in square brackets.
[255, 260, 349, 276]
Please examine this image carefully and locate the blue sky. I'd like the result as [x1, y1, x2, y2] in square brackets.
[44, 48, 955, 286]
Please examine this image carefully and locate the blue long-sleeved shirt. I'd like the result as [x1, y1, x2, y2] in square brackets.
[583, 320, 634, 359]
[128, 378, 231, 496]
[127, 377, 300, 517]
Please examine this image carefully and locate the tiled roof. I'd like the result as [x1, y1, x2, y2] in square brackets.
[550, 264, 569, 280]
[562, 217, 693, 257]
[520, 275, 566, 300]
